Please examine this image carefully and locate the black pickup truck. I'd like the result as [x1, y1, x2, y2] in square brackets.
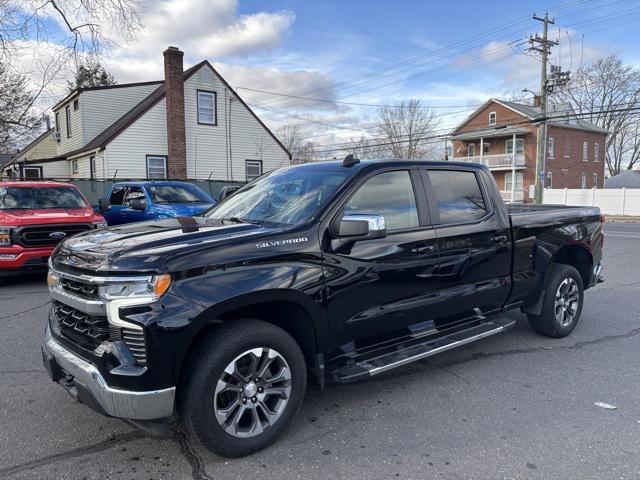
[43, 159, 603, 456]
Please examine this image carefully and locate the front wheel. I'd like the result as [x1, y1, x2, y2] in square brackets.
[178, 319, 307, 457]
[528, 263, 584, 338]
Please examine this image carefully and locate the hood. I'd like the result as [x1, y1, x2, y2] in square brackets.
[0, 208, 96, 226]
[52, 217, 285, 273]
[151, 202, 215, 217]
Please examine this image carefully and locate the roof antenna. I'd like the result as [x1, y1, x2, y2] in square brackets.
[342, 154, 360, 167]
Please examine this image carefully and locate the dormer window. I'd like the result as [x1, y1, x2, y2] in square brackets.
[65, 105, 72, 138]
[488, 111, 496, 126]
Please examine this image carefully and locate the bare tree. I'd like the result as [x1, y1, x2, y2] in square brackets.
[375, 99, 440, 159]
[342, 135, 386, 159]
[552, 55, 640, 175]
[1, 0, 142, 61]
[275, 125, 304, 159]
[296, 141, 320, 164]
[0, 60, 44, 149]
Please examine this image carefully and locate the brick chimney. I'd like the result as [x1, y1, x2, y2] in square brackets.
[533, 95, 542, 107]
[163, 46, 187, 179]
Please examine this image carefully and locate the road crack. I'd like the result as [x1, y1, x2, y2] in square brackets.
[174, 425, 214, 480]
[0, 431, 146, 478]
[0, 301, 50, 320]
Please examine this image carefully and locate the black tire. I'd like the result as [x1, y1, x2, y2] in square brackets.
[178, 319, 307, 457]
[528, 263, 584, 338]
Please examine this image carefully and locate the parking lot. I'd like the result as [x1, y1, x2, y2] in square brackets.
[0, 222, 638, 480]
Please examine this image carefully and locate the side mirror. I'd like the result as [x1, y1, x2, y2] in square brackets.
[337, 214, 386, 241]
[98, 198, 111, 212]
[128, 198, 147, 211]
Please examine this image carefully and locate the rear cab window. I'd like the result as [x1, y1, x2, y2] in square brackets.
[427, 170, 487, 224]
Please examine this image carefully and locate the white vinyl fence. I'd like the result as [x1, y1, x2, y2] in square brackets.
[543, 188, 640, 215]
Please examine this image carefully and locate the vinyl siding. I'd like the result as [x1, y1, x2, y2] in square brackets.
[54, 98, 84, 155]
[81, 84, 160, 142]
[105, 100, 168, 178]
[184, 65, 290, 181]
[13, 132, 58, 163]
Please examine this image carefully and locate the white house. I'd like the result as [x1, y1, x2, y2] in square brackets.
[3, 47, 291, 181]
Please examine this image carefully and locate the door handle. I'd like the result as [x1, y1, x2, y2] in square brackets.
[490, 235, 508, 244]
[411, 244, 436, 255]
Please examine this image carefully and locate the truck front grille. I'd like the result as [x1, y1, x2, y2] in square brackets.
[16, 223, 91, 247]
[53, 300, 111, 350]
[59, 276, 99, 300]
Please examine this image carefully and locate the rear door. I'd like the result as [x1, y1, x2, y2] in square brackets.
[323, 168, 440, 355]
[422, 167, 511, 325]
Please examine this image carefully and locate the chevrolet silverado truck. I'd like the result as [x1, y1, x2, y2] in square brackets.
[43, 159, 603, 457]
[0, 181, 106, 281]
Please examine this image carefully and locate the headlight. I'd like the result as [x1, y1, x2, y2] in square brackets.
[98, 274, 172, 301]
[93, 222, 108, 229]
[0, 227, 12, 246]
[47, 270, 60, 289]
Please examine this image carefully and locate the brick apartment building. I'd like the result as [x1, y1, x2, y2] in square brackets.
[449, 98, 607, 202]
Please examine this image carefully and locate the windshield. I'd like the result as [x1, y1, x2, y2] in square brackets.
[206, 167, 350, 226]
[0, 186, 89, 210]
[146, 185, 213, 204]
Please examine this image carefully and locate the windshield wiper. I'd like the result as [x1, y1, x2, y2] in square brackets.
[220, 217, 262, 225]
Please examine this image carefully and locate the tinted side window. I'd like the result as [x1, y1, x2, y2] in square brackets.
[109, 186, 126, 205]
[345, 170, 419, 231]
[429, 170, 487, 224]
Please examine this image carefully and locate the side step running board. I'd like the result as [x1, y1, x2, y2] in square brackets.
[333, 317, 516, 383]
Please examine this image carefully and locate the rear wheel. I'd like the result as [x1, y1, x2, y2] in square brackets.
[528, 264, 584, 338]
[179, 319, 307, 457]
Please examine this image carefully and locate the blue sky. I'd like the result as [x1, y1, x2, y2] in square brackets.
[18, 0, 640, 148]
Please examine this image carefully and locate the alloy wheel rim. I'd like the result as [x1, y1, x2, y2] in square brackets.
[214, 347, 292, 438]
[554, 277, 579, 327]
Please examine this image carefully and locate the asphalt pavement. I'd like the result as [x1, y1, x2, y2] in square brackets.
[0, 222, 639, 480]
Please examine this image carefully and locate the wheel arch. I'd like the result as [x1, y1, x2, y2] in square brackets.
[176, 290, 327, 388]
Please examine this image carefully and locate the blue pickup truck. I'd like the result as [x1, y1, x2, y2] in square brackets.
[98, 181, 216, 226]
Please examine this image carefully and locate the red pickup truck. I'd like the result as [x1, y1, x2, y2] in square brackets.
[0, 181, 106, 280]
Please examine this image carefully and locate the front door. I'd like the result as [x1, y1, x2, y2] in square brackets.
[323, 169, 440, 357]
[423, 167, 512, 325]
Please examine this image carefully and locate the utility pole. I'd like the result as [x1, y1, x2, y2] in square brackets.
[529, 13, 557, 203]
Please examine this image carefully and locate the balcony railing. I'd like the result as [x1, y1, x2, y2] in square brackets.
[500, 189, 524, 202]
[453, 153, 525, 168]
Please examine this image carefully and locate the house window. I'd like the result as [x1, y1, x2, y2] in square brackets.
[90, 155, 96, 179]
[564, 137, 571, 157]
[582, 141, 588, 161]
[65, 105, 71, 138]
[581, 173, 587, 188]
[197, 90, 217, 125]
[73, 99, 79, 111]
[467, 143, 475, 157]
[488, 111, 496, 126]
[55, 112, 60, 133]
[245, 160, 263, 181]
[505, 172, 523, 191]
[482, 142, 490, 155]
[546, 171, 553, 188]
[505, 138, 524, 160]
[594, 142, 600, 162]
[548, 137, 555, 159]
[146, 156, 167, 179]
[593, 173, 598, 188]
[21, 166, 42, 179]
[72, 159, 78, 174]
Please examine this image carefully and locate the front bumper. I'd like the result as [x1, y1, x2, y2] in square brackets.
[42, 322, 175, 420]
[0, 246, 53, 276]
